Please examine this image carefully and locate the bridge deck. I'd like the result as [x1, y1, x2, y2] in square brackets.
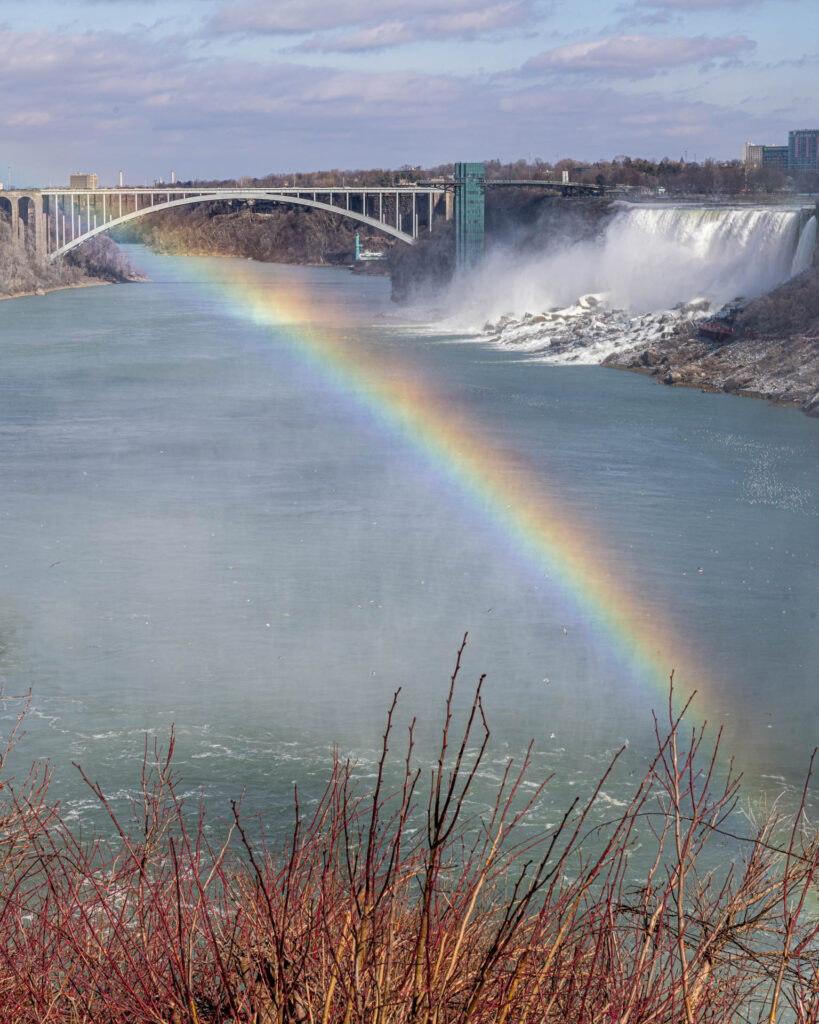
[2, 185, 451, 261]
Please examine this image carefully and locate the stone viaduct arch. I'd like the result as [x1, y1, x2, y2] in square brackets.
[0, 195, 12, 233]
[0, 192, 46, 250]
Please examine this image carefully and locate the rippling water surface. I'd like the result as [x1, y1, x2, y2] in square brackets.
[0, 246, 817, 832]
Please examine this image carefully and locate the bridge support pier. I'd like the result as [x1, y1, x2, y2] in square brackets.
[8, 193, 47, 260]
[10, 202, 19, 245]
[33, 194, 46, 262]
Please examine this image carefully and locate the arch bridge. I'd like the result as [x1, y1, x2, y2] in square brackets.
[0, 184, 452, 264]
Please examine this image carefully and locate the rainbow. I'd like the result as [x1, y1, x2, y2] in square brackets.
[197, 258, 723, 730]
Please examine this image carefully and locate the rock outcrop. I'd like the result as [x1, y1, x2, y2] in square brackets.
[603, 270, 819, 415]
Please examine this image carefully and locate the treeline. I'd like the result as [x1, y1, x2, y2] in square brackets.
[113, 202, 389, 266]
[172, 156, 819, 197]
[0, 221, 142, 298]
[172, 163, 453, 189]
[539, 157, 818, 196]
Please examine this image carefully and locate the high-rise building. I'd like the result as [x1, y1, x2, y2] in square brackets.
[743, 132, 819, 173]
[743, 143, 764, 168]
[788, 130, 819, 172]
[69, 173, 99, 189]
[762, 146, 789, 169]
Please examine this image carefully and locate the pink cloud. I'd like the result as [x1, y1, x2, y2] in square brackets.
[208, 0, 530, 35]
[637, 0, 757, 8]
[297, 2, 530, 52]
[525, 33, 755, 76]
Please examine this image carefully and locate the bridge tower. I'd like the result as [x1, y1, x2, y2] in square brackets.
[455, 162, 485, 271]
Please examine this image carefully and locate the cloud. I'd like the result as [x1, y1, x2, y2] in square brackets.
[0, 23, 795, 185]
[613, 0, 792, 30]
[0, 28, 475, 151]
[207, 0, 534, 47]
[298, 22, 420, 53]
[634, 0, 757, 8]
[524, 33, 755, 77]
[0, 29, 184, 95]
[297, 2, 530, 52]
[209, 0, 400, 34]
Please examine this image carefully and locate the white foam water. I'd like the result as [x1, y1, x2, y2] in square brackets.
[792, 216, 817, 277]
[443, 205, 814, 363]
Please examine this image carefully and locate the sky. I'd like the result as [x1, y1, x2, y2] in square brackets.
[0, 0, 816, 185]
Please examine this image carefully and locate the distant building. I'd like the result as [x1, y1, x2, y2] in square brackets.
[70, 173, 98, 189]
[743, 132, 819, 173]
[788, 129, 819, 171]
[742, 143, 764, 168]
[762, 146, 789, 169]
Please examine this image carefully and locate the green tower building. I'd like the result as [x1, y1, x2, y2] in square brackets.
[455, 162, 485, 271]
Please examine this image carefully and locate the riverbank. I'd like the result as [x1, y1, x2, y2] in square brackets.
[604, 332, 819, 415]
[0, 278, 116, 302]
[603, 268, 819, 416]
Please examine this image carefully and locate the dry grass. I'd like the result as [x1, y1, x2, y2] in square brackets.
[0, 637, 817, 1023]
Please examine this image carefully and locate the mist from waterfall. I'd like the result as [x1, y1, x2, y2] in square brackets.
[439, 205, 815, 363]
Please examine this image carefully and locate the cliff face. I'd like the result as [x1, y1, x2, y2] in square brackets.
[112, 203, 388, 266]
[389, 224, 454, 302]
[603, 269, 819, 416]
[733, 267, 819, 337]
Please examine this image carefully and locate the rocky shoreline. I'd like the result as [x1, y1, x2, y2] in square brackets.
[602, 269, 819, 417]
[604, 331, 819, 416]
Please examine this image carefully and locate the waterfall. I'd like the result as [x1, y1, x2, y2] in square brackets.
[791, 216, 817, 277]
[441, 204, 815, 363]
[592, 205, 803, 311]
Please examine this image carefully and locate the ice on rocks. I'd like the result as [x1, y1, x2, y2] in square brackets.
[478, 293, 696, 365]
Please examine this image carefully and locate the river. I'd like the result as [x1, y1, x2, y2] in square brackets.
[0, 245, 817, 833]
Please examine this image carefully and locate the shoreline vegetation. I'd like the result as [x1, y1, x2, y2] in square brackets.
[0, 639, 817, 1022]
[0, 222, 145, 300]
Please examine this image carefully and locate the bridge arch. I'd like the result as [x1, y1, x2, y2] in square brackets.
[13, 193, 46, 252]
[18, 194, 34, 235]
[48, 191, 417, 262]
